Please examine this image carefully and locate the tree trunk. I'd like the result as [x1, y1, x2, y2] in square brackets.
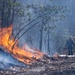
[11, 0, 16, 36]
[39, 21, 43, 51]
[1, 1, 5, 28]
[47, 23, 50, 54]
[7, 6, 11, 27]
[10, 0, 16, 25]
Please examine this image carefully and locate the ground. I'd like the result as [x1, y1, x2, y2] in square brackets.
[0, 55, 75, 75]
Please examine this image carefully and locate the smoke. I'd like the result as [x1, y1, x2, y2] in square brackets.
[0, 48, 26, 70]
[13, 0, 75, 55]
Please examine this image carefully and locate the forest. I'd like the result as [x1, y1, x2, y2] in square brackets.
[0, 0, 75, 75]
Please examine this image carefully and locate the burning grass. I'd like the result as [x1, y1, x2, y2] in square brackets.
[0, 26, 44, 65]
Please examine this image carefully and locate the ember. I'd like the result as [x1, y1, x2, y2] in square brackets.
[0, 26, 44, 64]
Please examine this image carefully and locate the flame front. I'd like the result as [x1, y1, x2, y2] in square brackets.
[0, 26, 44, 64]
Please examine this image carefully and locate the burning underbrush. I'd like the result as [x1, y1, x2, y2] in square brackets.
[1, 26, 75, 75]
[0, 26, 44, 65]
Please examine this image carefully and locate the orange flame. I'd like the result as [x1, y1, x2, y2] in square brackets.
[0, 26, 44, 64]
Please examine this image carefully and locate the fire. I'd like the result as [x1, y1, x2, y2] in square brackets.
[0, 26, 44, 64]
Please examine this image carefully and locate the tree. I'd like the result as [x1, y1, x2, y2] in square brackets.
[11, 4, 69, 53]
[0, 0, 24, 28]
[31, 5, 68, 53]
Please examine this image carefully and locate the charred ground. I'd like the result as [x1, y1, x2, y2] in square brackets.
[0, 52, 75, 75]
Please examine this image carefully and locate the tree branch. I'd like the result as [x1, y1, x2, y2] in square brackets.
[12, 21, 41, 50]
[14, 12, 50, 40]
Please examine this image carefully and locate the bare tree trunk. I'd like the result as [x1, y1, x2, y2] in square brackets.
[39, 21, 43, 51]
[47, 23, 50, 54]
[7, 6, 11, 27]
[11, 0, 16, 36]
[10, 0, 16, 24]
[1, 1, 5, 28]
